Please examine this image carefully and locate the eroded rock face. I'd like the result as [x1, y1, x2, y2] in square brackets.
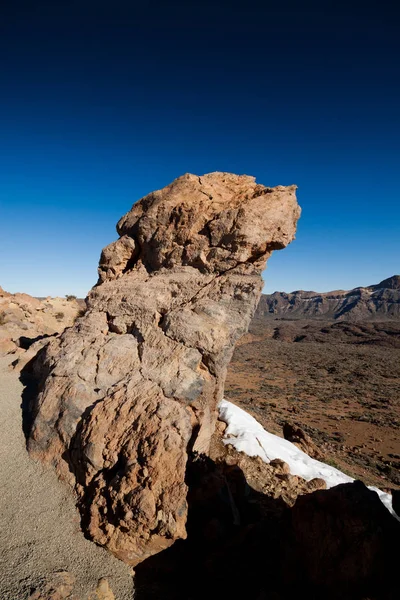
[27, 172, 300, 565]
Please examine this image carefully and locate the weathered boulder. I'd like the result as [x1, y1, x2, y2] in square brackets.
[27, 172, 300, 565]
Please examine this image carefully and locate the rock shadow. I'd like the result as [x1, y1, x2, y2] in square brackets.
[19, 350, 43, 441]
[17, 351, 399, 600]
[134, 457, 400, 600]
[18, 333, 54, 350]
[134, 454, 287, 600]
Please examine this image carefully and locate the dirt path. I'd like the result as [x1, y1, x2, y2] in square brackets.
[0, 356, 133, 599]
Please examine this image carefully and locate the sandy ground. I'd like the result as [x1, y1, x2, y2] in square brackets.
[0, 356, 134, 600]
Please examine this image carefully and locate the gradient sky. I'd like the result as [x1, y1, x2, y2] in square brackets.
[0, 0, 399, 297]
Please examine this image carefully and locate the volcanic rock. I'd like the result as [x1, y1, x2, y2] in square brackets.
[27, 172, 300, 565]
[283, 421, 324, 460]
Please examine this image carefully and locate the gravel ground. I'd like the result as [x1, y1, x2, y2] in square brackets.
[226, 319, 400, 489]
[0, 356, 133, 599]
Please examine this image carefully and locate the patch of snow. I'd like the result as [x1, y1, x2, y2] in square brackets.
[218, 399, 397, 518]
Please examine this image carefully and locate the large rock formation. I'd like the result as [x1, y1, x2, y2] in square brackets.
[256, 275, 400, 321]
[27, 172, 300, 565]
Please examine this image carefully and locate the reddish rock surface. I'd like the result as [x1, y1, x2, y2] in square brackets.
[27, 172, 300, 565]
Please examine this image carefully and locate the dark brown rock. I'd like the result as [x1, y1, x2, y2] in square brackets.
[285, 481, 399, 597]
[283, 421, 324, 460]
[134, 477, 399, 600]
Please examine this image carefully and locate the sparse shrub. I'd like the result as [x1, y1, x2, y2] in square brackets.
[55, 311, 65, 320]
[65, 294, 77, 301]
[73, 308, 87, 322]
[0, 312, 6, 325]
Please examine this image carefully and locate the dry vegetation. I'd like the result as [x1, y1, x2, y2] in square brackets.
[226, 318, 400, 490]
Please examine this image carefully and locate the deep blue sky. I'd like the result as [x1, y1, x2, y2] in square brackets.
[0, 0, 399, 297]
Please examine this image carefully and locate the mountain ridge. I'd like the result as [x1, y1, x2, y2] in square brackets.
[257, 275, 400, 321]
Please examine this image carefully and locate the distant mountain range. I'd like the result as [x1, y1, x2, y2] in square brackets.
[256, 275, 400, 321]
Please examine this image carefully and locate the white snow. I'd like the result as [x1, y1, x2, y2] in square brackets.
[218, 399, 397, 518]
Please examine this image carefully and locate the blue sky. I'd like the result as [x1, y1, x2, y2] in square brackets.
[0, 1, 399, 297]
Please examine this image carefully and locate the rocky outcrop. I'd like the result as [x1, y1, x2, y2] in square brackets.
[27, 172, 300, 565]
[210, 437, 327, 507]
[256, 275, 400, 321]
[0, 286, 82, 356]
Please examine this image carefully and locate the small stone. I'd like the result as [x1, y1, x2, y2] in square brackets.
[269, 458, 291, 474]
[225, 454, 239, 466]
[305, 477, 327, 492]
[215, 420, 227, 435]
[95, 578, 115, 600]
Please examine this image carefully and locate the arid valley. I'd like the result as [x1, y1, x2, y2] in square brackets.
[227, 304, 400, 493]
